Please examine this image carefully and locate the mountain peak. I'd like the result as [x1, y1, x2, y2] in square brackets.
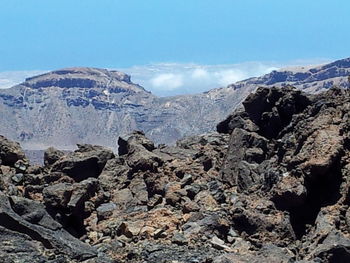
[21, 67, 146, 92]
[225, 57, 350, 92]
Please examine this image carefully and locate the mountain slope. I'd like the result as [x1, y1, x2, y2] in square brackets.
[0, 67, 156, 149]
[1, 57, 350, 150]
[0, 67, 247, 150]
[228, 57, 350, 92]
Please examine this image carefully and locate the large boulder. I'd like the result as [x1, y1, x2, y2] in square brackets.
[117, 131, 163, 173]
[51, 144, 114, 181]
[241, 86, 311, 138]
[43, 178, 99, 237]
[0, 193, 97, 261]
[216, 87, 350, 260]
[0, 135, 27, 166]
[221, 127, 270, 192]
[118, 130, 155, 156]
[44, 147, 65, 166]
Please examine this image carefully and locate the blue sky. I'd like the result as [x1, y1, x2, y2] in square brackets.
[0, 0, 349, 95]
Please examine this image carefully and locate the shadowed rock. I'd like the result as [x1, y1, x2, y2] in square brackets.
[1, 86, 350, 262]
[51, 144, 114, 181]
[0, 193, 97, 261]
[0, 135, 27, 166]
[44, 147, 65, 166]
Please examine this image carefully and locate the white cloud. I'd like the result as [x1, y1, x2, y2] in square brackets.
[0, 70, 47, 89]
[191, 68, 209, 79]
[120, 61, 284, 96]
[150, 73, 183, 91]
[0, 78, 15, 89]
[215, 69, 246, 86]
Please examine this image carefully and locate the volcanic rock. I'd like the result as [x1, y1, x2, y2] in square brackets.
[51, 144, 114, 181]
[1, 86, 350, 262]
[44, 147, 65, 166]
[0, 135, 27, 166]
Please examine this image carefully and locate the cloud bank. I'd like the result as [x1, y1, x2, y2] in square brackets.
[120, 62, 280, 96]
[121, 58, 331, 96]
[0, 70, 47, 89]
[150, 73, 184, 91]
[0, 63, 280, 96]
[0, 59, 329, 96]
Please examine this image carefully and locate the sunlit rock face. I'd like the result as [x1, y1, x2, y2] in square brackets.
[0, 66, 244, 150]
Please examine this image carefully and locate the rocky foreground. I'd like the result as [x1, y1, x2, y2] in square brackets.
[1, 86, 350, 262]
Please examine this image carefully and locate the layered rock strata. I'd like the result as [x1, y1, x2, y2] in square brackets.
[1, 57, 350, 151]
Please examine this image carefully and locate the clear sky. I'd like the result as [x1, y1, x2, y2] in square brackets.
[0, 0, 349, 95]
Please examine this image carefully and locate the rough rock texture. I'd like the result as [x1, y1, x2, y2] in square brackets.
[216, 86, 350, 261]
[0, 135, 27, 166]
[44, 147, 65, 166]
[2, 86, 350, 262]
[1, 57, 350, 152]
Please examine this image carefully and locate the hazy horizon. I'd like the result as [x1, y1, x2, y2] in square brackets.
[0, 58, 333, 96]
[2, 0, 349, 95]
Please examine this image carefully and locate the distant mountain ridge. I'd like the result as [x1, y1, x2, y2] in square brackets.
[1, 58, 350, 151]
[228, 57, 350, 91]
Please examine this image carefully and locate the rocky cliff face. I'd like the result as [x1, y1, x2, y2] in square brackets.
[1, 86, 350, 262]
[0, 67, 245, 151]
[227, 57, 350, 92]
[1, 58, 350, 152]
[0, 67, 156, 150]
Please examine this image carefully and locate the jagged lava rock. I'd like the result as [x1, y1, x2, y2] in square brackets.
[1, 86, 350, 262]
[0, 135, 27, 166]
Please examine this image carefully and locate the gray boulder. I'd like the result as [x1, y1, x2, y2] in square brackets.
[0, 193, 97, 261]
[51, 144, 114, 181]
[0, 135, 27, 166]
